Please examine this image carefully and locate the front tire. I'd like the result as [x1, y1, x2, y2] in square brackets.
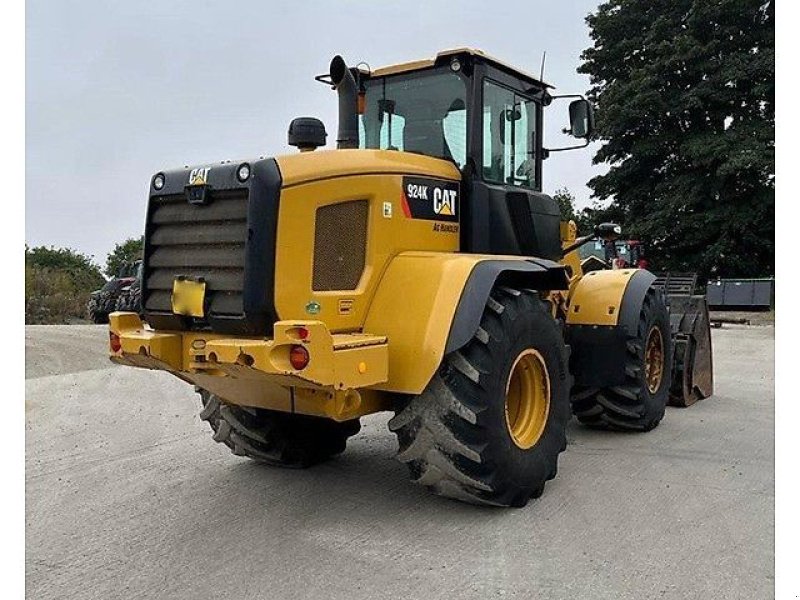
[198, 389, 360, 468]
[389, 287, 570, 507]
[570, 286, 672, 431]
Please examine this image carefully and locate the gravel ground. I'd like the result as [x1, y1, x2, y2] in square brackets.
[25, 324, 774, 600]
[25, 325, 112, 379]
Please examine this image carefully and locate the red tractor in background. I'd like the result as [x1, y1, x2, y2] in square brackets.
[612, 239, 648, 270]
[114, 260, 143, 315]
[579, 238, 648, 271]
[86, 260, 142, 323]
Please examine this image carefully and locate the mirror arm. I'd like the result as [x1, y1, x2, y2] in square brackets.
[561, 233, 597, 257]
[542, 138, 590, 158]
[562, 222, 622, 257]
[549, 93, 586, 101]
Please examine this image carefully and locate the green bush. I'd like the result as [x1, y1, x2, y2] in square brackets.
[105, 237, 143, 278]
[25, 246, 105, 324]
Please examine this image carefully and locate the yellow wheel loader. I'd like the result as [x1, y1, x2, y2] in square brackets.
[109, 49, 713, 507]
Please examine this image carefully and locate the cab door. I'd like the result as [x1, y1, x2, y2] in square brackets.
[462, 77, 562, 260]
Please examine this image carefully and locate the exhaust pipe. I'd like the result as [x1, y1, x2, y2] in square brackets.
[329, 55, 359, 150]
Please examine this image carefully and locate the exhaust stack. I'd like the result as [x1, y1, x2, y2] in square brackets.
[329, 55, 359, 150]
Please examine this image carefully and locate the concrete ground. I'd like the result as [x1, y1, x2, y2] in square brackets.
[25, 324, 774, 600]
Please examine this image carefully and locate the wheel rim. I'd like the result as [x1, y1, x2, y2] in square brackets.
[505, 349, 550, 449]
[644, 326, 665, 394]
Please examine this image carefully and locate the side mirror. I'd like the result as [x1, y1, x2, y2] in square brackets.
[594, 222, 622, 242]
[568, 99, 595, 139]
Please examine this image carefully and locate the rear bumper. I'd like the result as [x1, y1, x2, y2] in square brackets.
[108, 312, 390, 420]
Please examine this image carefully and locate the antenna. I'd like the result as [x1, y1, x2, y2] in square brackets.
[539, 50, 547, 82]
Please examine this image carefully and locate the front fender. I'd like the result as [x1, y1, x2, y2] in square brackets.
[363, 252, 568, 394]
[566, 268, 656, 335]
[566, 268, 657, 388]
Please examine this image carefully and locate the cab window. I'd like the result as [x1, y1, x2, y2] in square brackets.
[359, 70, 467, 168]
[482, 80, 537, 187]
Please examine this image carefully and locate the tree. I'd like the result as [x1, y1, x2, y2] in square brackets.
[553, 187, 579, 222]
[25, 245, 104, 291]
[25, 246, 105, 323]
[105, 236, 144, 278]
[552, 187, 592, 234]
[579, 0, 774, 280]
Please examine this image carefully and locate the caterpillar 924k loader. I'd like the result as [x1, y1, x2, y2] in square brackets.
[109, 49, 713, 507]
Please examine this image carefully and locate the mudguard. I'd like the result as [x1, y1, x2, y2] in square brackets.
[566, 269, 656, 388]
[363, 252, 569, 395]
[444, 258, 569, 354]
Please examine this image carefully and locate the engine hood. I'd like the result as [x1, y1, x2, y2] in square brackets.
[275, 149, 461, 188]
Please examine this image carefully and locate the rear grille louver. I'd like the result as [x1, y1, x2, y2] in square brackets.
[144, 188, 249, 319]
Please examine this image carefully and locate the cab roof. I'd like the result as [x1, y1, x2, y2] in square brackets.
[368, 48, 554, 89]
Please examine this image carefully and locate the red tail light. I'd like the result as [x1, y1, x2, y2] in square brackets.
[287, 326, 310, 341]
[289, 345, 309, 370]
[109, 332, 122, 353]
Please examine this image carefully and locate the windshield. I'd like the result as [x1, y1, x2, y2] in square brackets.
[358, 70, 467, 168]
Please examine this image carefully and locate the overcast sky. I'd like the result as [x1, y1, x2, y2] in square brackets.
[26, 0, 604, 264]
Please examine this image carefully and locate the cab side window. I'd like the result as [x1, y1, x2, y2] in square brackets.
[482, 80, 537, 187]
[379, 111, 405, 151]
[443, 107, 467, 167]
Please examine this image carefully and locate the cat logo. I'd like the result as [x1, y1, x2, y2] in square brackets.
[401, 176, 459, 223]
[188, 167, 210, 185]
[433, 188, 457, 217]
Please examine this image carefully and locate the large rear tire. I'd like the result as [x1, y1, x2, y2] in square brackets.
[114, 282, 142, 315]
[89, 290, 116, 323]
[389, 287, 570, 507]
[570, 286, 672, 431]
[88, 310, 108, 324]
[198, 389, 360, 468]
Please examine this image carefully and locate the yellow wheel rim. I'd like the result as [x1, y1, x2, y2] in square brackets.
[505, 349, 551, 449]
[644, 326, 665, 394]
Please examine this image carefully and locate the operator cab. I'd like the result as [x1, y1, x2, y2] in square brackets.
[321, 48, 594, 260]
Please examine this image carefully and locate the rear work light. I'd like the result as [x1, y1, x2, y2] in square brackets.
[289, 345, 309, 370]
[109, 332, 122, 353]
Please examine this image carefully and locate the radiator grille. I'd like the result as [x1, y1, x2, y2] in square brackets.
[144, 188, 248, 318]
[312, 200, 368, 291]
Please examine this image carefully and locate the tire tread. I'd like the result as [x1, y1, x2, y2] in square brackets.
[390, 288, 570, 507]
[570, 287, 671, 432]
[198, 389, 360, 468]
